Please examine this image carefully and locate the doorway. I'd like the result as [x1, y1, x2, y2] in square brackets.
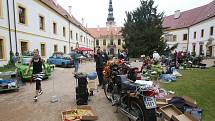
[110, 48, 114, 55]
[208, 46, 212, 57]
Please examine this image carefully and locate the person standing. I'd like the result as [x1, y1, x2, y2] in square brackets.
[102, 49, 109, 64]
[94, 49, 105, 88]
[73, 48, 79, 74]
[25, 49, 44, 101]
[153, 51, 160, 62]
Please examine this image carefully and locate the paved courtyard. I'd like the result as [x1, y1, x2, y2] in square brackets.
[0, 62, 126, 121]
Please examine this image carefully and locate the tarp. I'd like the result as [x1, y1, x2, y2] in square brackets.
[160, 74, 177, 83]
[75, 47, 93, 51]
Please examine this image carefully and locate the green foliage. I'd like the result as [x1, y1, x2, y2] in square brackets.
[8, 51, 15, 66]
[122, 0, 166, 57]
[163, 43, 178, 56]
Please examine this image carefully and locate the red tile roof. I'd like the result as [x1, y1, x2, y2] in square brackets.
[163, 0, 215, 30]
[39, 0, 92, 36]
[87, 27, 122, 38]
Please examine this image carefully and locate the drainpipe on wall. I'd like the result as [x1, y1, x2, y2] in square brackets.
[68, 21, 71, 52]
[12, 0, 18, 53]
[6, 0, 12, 52]
[187, 27, 190, 53]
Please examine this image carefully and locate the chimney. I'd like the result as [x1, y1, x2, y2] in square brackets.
[107, 26, 110, 31]
[68, 6, 72, 15]
[82, 18, 84, 25]
[97, 25, 100, 31]
[53, 0, 58, 5]
[174, 10, 181, 19]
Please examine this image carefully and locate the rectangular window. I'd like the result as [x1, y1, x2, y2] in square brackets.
[54, 44, 58, 52]
[70, 31, 73, 39]
[64, 46, 66, 54]
[53, 22, 57, 34]
[0, 39, 4, 59]
[40, 43, 46, 57]
[63, 27, 66, 37]
[39, 15, 45, 30]
[84, 37, 86, 43]
[201, 29, 204, 37]
[18, 6, 26, 24]
[96, 40, 99, 46]
[103, 39, 106, 45]
[118, 39, 121, 45]
[192, 44, 196, 53]
[183, 34, 188, 40]
[199, 44, 203, 55]
[173, 35, 177, 41]
[21, 41, 28, 54]
[76, 33, 78, 41]
[110, 39, 114, 45]
[210, 26, 214, 36]
[80, 35, 83, 42]
[0, 0, 3, 18]
[194, 32, 196, 39]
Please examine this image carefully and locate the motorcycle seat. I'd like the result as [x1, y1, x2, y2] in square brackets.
[117, 75, 137, 91]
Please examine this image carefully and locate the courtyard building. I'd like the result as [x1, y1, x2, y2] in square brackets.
[0, 0, 95, 66]
[88, 0, 124, 56]
[163, 0, 215, 57]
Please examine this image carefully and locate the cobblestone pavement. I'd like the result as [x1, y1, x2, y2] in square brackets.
[1, 59, 213, 121]
[0, 62, 126, 121]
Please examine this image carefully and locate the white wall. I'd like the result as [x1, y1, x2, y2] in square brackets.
[188, 17, 215, 57]
[0, 0, 94, 66]
[165, 28, 188, 51]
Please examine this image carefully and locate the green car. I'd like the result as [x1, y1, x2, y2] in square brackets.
[16, 56, 54, 82]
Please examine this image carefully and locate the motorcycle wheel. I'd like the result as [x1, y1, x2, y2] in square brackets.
[104, 83, 113, 102]
[129, 98, 156, 121]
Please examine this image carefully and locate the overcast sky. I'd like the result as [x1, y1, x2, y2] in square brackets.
[57, 0, 213, 28]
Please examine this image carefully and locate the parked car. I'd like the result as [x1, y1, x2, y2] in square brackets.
[47, 52, 74, 67]
[16, 56, 54, 82]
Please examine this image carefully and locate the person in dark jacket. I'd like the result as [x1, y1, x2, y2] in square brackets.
[25, 49, 45, 101]
[94, 49, 105, 88]
[102, 49, 109, 64]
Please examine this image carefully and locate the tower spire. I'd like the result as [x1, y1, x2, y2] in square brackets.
[106, 0, 115, 27]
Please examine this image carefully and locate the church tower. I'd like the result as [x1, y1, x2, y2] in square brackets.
[106, 0, 116, 27]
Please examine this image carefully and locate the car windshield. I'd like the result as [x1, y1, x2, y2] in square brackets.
[63, 54, 71, 60]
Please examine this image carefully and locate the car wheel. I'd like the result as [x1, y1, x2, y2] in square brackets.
[62, 62, 66, 68]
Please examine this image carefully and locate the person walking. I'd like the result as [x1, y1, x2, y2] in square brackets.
[73, 48, 79, 74]
[102, 49, 109, 64]
[25, 49, 44, 101]
[94, 49, 105, 88]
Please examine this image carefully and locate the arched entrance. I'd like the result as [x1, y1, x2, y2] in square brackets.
[110, 48, 114, 55]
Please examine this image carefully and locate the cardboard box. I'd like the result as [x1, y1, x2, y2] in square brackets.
[182, 96, 197, 107]
[62, 106, 98, 121]
[156, 99, 168, 107]
[160, 104, 183, 121]
[172, 113, 198, 121]
[88, 80, 97, 90]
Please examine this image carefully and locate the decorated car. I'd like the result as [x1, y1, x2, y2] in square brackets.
[16, 56, 54, 81]
[47, 52, 74, 67]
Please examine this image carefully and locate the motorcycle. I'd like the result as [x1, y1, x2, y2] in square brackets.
[104, 62, 157, 121]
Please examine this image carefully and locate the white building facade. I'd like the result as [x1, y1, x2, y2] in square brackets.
[163, 0, 215, 57]
[0, 0, 95, 66]
[164, 28, 188, 52]
[188, 17, 215, 57]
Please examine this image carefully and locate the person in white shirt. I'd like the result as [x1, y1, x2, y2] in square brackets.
[153, 51, 160, 61]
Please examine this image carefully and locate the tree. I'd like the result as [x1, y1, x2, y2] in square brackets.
[122, 0, 166, 57]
